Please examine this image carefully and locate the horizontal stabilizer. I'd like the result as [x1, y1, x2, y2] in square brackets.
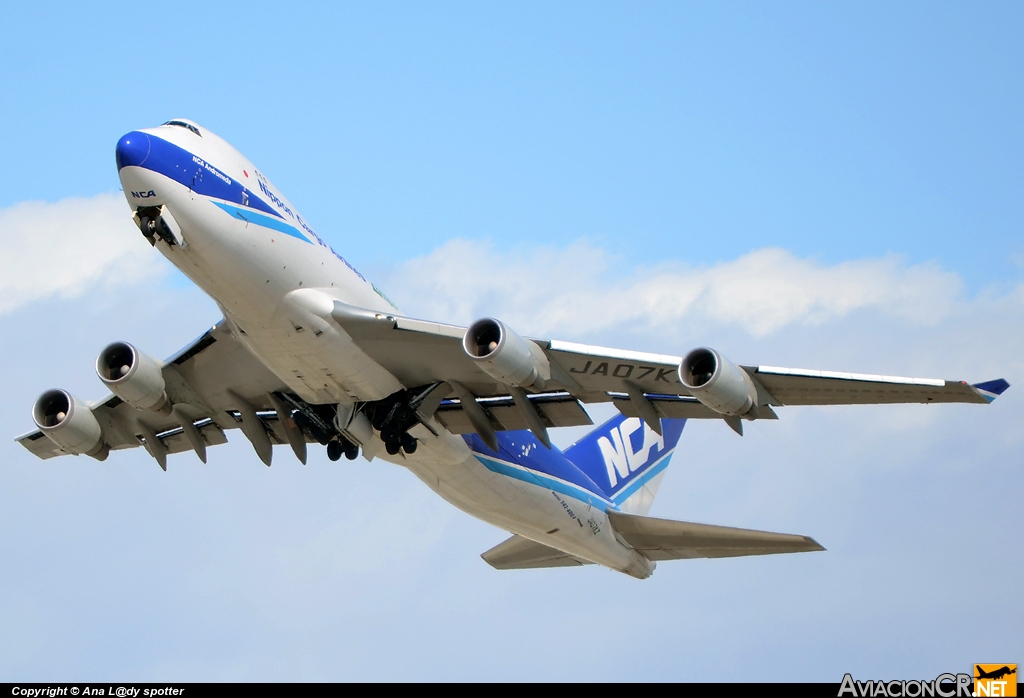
[481, 534, 591, 570]
[608, 511, 824, 561]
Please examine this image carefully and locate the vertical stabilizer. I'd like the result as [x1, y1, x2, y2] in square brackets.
[563, 415, 686, 515]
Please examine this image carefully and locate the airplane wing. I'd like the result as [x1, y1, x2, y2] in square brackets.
[607, 511, 825, 560]
[19, 299, 1009, 466]
[16, 321, 298, 467]
[330, 301, 1007, 414]
[481, 534, 592, 569]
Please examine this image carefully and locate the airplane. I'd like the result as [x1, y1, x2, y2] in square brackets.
[976, 666, 1017, 681]
[15, 118, 1010, 579]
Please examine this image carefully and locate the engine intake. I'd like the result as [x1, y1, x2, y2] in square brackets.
[96, 342, 170, 413]
[32, 389, 108, 459]
[679, 347, 759, 417]
[463, 318, 549, 390]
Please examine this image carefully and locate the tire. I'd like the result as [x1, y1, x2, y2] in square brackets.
[138, 215, 156, 244]
[344, 443, 359, 460]
[327, 440, 342, 461]
[401, 433, 418, 455]
[385, 439, 401, 456]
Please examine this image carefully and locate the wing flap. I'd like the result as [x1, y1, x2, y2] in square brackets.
[481, 534, 591, 569]
[611, 393, 778, 420]
[435, 392, 593, 435]
[153, 420, 229, 455]
[608, 511, 824, 561]
[15, 429, 65, 460]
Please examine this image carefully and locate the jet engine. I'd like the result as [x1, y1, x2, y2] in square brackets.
[32, 389, 108, 459]
[463, 318, 549, 390]
[678, 347, 759, 417]
[95, 342, 171, 413]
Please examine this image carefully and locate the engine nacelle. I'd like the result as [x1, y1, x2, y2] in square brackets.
[32, 389, 108, 459]
[96, 342, 170, 413]
[463, 318, 549, 390]
[678, 347, 759, 417]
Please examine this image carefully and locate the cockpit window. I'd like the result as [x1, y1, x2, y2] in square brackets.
[163, 120, 202, 137]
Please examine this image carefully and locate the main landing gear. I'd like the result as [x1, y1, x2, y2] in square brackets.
[326, 437, 359, 462]
[281, 396, 364, 463]
[363, 389, 427, 457]
[277, 387, 436, 463]
[383, 432, 418, 456]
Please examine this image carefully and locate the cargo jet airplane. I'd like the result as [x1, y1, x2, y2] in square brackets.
[16, 119, 1010, 578]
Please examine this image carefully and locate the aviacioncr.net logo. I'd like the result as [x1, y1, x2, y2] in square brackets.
[839, 673, 973, 697]
[974, 665, 1017, 697]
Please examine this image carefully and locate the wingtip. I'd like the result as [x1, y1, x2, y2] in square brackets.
[972, 378, 1010, 402]
[804, 536, 826, 552]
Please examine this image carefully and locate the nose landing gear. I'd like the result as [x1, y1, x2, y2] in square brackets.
[134, 206, 184, 247]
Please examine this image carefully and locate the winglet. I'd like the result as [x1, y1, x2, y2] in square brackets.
[972, 379, 1010, 403]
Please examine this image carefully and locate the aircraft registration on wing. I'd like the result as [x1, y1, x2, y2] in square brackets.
[15, 119, 1011, 578]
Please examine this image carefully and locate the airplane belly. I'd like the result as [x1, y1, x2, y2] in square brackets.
[398, 425, 651, 576]
[227, 317, 403, 404]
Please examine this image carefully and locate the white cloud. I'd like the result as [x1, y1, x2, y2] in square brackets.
[0, 193, 165, 314]
[385, 239, 966, 338]
[2, 233, 1021, 680]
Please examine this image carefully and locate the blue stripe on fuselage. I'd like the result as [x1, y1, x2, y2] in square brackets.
[471, 452, 612, 511]
[210, 201, 310, 242]
[117, 131, 282, 221]
[463, 430, 614, 509]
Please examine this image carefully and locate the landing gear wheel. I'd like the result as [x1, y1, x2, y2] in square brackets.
[385, 439, 402, 456]
[138, 215, 156, 245]
[327, 440, 342, 461]
[401, 433, 418, 454]
[344, 443, 359, 460]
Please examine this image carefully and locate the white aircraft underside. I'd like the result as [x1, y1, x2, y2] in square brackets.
[16, 119, 1010, 579]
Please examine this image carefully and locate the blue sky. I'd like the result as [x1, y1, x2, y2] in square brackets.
[3, 2, 1022, 287]
[1, 2, 1021, 681]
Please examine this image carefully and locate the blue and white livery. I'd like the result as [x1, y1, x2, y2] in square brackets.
[16, 119, 1009, 578]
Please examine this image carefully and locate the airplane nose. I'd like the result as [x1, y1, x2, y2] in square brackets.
[115, 131, 151, 170]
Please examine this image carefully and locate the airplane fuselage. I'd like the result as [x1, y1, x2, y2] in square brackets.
[115, 120, 655, 578]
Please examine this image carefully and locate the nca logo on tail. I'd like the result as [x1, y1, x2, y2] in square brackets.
[597, 418, 665, 488]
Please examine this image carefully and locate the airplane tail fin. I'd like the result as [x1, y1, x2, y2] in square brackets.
[563, 414, 686, 515]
